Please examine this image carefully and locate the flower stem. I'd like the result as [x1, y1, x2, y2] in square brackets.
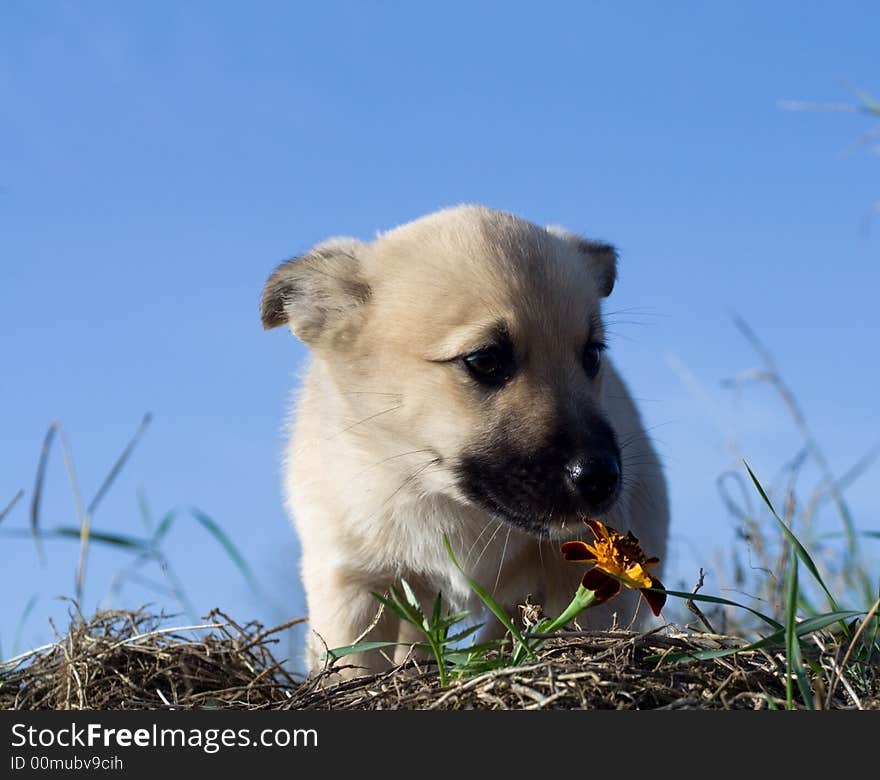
[536, 586, 598, 636]
[511, 585, 599, 664]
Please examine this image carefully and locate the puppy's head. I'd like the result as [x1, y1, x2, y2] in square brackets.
[262, 205, 621, 537]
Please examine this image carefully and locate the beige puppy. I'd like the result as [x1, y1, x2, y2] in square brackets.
[261, 205, 668, 676]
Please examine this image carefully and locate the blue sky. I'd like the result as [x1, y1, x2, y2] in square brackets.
[2, 2, 878, 667]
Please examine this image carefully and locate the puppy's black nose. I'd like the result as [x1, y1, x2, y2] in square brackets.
[565, 453, 621, 507]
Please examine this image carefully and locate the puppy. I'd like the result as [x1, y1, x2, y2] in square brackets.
[261, 205, 669, 676]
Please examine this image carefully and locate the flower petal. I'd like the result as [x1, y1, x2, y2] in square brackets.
[583, 518, 603, 536]
[639, 577, 666, 617]
[581, 567, 622, 602]
[561, 540, 597, 562]
[620, 563, 653, 590]
[585, 518, 620, 540]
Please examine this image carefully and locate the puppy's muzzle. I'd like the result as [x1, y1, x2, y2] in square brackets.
[456, 414, 623, 535]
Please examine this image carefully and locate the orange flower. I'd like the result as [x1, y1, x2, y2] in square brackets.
[561, 518, 666, 617]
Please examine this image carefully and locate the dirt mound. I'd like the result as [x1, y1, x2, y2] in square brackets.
[2, 610, 876, 710]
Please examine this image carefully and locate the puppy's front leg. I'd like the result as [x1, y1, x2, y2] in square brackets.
[304, 571, 400, 679]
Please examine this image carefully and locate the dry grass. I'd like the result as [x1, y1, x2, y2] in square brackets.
[0, 610, 302, 710]
[2, 609, 876, 711]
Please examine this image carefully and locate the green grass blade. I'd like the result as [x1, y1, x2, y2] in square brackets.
[864, 581, 880, 663]
[400, 580, 428, 630]
[745, 462, 841, 612]
[444, 642, 502, 659]
[779, 611, 859, 639]
[0, 489, 24, 526]
[150, 550, 198, 622]
[651, 586, 783, 630]
[817, 530, 880, 541]
[371, 591, 413, 624]
[443, 535, 534, 659]
[53, 527, 148, 550]
[12, 594, 39, 657]
[325, 640, 403, 661]
[444, 642, 504, 666]
[87, 413, 152, 515]
[189, 508, 258, 592]
[437, 611, 471, 630]
[784, 554, 814, 709]
[649, 610, 863, 664]
[136, 490, 153, 534]
[390, 582, 447, 684]
[445, 623, 484, 643]
[151, 510, 177, 545]
[30, 422, 60, 564]
[867, 612, 880, 663]
[391, 584, 427, 627]
[848, 83, 880, 115]
[432, 591, 442, 627]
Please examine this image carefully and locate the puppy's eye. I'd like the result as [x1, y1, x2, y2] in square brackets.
[463, 347, 515, 386]
[582, 342, 604, 379]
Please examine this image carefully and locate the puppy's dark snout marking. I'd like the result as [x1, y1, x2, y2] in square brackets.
[564, 453, 621, 507]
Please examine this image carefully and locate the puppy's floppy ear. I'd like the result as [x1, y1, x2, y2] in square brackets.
[260, 238, 370, 344]
[546, 226, 618, 298]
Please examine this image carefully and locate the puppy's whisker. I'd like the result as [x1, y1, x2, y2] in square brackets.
[473, 520, 504, 571]
[545, 507, 555, 534]
[492, 526, 512, 596]
[618, 433, 653, 448]
[327, 404, 403, 439]
[618, 421, 673, 441]
[603, 318, 654, 327]
[466, 519, 499, 564]
[603, 306, 665, 318]
[338, 391, 404, 399]
[619, 475, 659, 515]
[620, 457, 664, 468]
[537, 506, 556, 573]
[367, 458, 442, 520]
[619, 439, 668, 461]
[606, 394, 660, 403]
[356, 448, 439, 476]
